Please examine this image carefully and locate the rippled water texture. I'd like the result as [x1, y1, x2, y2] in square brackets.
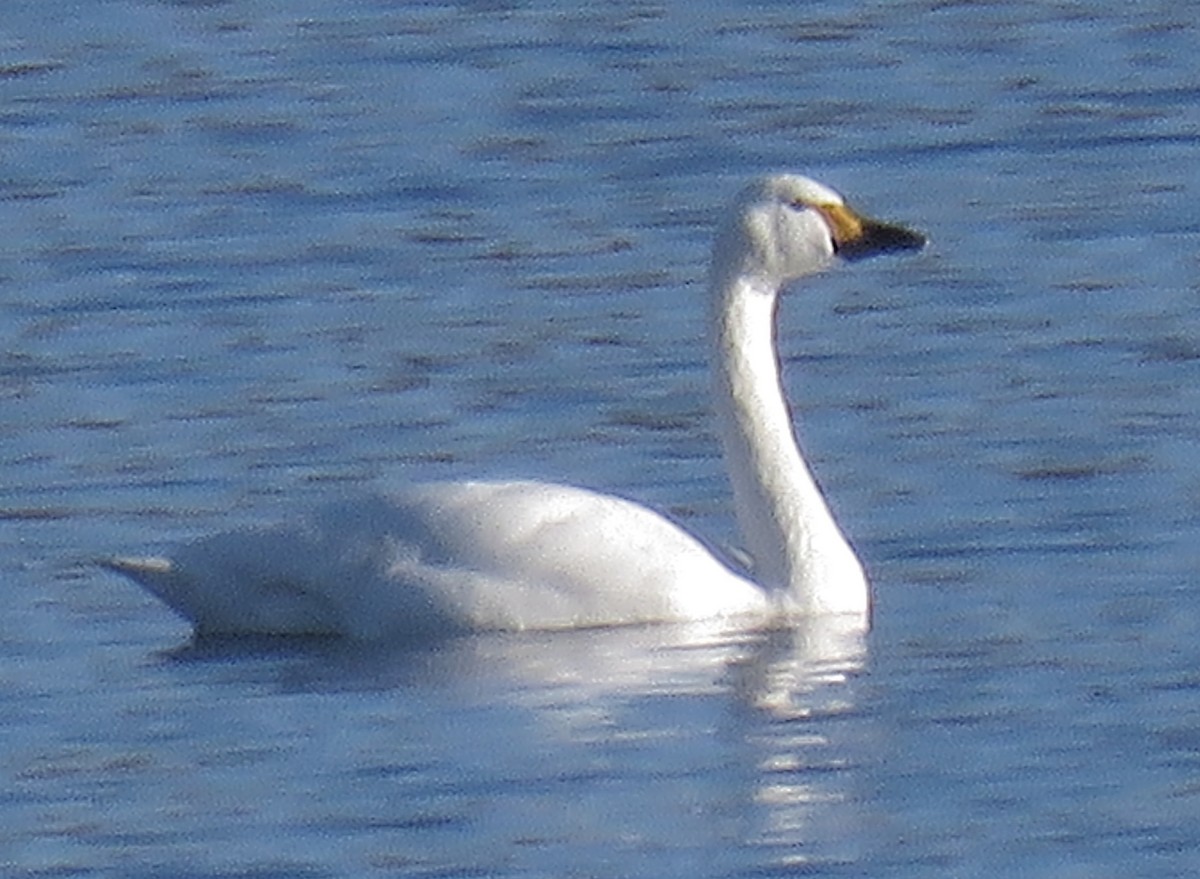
[3, 1, 1200, 876]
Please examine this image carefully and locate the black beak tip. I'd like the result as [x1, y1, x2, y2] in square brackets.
[839, 222, 927, 261]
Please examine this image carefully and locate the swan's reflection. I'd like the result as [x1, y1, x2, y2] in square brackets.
[169, 615, 864, 711]
[726, 615, 866, 717]
[166, 618, 868, 870]
[166, 617, 866, 732]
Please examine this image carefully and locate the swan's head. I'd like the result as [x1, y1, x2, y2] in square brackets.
[714, 173, 926, 288]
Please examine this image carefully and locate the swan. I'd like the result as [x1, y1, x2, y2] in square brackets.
[101, 173, 924, 639]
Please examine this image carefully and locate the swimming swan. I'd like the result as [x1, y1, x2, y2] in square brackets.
[101, 174, 924, 639]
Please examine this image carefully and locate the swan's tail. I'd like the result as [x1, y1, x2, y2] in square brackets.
[98, 555, 184, 604]
[98, 554, 344, 637]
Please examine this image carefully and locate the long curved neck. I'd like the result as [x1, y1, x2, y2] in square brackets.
[708, 271, 868, 617]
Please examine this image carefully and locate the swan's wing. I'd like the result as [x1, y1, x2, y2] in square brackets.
[100, 480, 768, 638]
[358, 480, 769, 631]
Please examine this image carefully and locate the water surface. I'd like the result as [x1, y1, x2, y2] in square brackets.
[3, 1, 1200, 876]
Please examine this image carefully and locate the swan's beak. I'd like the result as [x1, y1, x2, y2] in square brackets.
[820, 203, 926, 261]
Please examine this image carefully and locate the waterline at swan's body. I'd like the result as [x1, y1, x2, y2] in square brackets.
[102, 173, 925, 639]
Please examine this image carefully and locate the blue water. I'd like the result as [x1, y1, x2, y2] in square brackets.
[3, 1, 1200, 875]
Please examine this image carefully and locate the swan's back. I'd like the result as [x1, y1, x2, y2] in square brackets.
[106, 481, 769, 638]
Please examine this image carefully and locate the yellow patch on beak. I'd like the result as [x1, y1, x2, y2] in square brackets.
[814, 202, 866, 250]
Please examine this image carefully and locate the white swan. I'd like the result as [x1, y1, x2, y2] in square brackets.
[101, 174, 924, 639]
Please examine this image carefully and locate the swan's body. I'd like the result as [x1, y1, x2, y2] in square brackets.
[102, 174, 923, 638]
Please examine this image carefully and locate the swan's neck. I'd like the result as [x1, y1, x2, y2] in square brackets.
[709, 273, 868, 616]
